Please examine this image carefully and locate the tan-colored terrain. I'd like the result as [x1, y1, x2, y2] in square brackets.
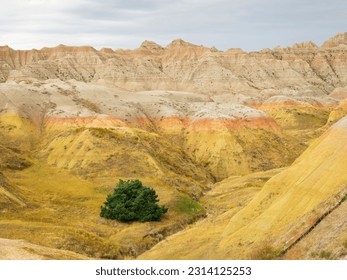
[0, 33, 346, 259]
[0, 238, 89, 260]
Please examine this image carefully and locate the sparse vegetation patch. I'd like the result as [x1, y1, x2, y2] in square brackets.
[100, 179, 168, 222]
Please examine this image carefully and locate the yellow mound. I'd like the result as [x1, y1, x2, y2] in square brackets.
[40, 125, 211, 195]
[140, 117, 347, 259]
[218, 116, 347, 258]
[0, 113, 39, 150]
[184, 127, 297, 180]
[327, 100, 347, 125]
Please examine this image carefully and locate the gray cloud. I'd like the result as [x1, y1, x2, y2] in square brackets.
[0, 0, 345, 51]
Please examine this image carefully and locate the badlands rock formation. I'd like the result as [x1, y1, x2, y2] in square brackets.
[0, 33, 346, 94]
[0, 33, 346, 259]
[140, 116, 347, 259]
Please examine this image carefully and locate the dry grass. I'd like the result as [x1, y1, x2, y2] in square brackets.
[0, 145, 208, 259]
[249, 243, 282, 260]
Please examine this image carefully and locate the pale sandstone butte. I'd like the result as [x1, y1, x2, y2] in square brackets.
[321, 32, 347, 48]
[0, 33, 346, 94]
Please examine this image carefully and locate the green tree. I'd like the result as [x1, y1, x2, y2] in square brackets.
[100, 179, 168, 222]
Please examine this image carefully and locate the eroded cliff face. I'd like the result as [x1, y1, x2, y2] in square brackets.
[1, 33, 346, 94]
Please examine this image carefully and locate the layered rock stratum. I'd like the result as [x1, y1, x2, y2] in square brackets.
[0, 33, 346, 259]
[1, 33, 346, 94]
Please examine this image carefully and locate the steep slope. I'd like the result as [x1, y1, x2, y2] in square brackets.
[0, 172, 26, 209]
[284, 201, 347, 260]
[139, 116, 347, 259]
[218, 116, 347, 258]
[327, 87, 347, 124]
[0, 144, 31, 209]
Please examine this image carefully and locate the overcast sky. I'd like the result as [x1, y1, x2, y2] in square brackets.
[0, 0, 346, 51]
